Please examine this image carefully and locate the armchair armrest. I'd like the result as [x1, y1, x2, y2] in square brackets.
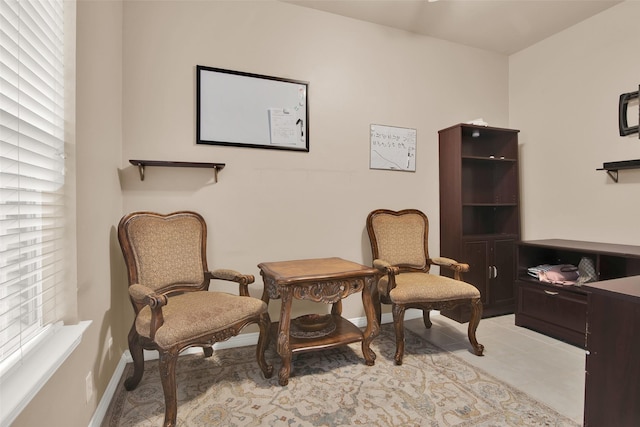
[372, 259, 400, 295]
[373, 259, 401, 276]
[430, 257, 470, 280]
[209, 269, 256, 297]
[128, 284, 168, 339]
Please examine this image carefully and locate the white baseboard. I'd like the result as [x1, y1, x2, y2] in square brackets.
[88, 352, 128, 427]
[88, 311, 422, 427]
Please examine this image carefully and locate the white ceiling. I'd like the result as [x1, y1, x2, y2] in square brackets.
[284, 0, 622, 55]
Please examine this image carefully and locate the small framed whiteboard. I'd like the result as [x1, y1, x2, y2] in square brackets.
[370, 124, 416, 171]
[196, 66, 309, 151]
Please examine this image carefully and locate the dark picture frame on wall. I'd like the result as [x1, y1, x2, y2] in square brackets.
[196, 65, 309, 151]
[618, 86, 639, 137]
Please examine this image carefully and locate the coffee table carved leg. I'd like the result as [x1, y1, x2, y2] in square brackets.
[276, 288, 293, 386]
[331, 299, 342, 316]
[361, 276, 379, 366]
[260, 273, 271, 305]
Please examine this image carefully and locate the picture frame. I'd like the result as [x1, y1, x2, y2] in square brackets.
[196, 65, 309, 151]
[369, 124, 417, 172]
[618, 87, 639, 137]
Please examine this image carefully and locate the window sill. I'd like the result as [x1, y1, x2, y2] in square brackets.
[0, 320, 91, 426]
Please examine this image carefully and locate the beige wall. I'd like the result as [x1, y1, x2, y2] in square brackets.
[510, 1, 640, 244]
[119, 0, 508, 324]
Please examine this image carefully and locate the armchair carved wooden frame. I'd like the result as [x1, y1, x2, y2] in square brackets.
[366, 209, 484, 365]
[118, 211, 273, 427]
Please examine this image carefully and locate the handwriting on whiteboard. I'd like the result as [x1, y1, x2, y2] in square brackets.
[370, 124, 416, 171]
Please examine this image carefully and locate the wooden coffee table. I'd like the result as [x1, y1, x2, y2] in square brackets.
[258, 257, 380, 385]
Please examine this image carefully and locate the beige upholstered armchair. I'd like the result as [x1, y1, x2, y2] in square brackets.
[366, 209, 484, 364]
[117, 211, 273, 427]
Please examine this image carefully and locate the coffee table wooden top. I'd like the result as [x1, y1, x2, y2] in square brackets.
[258, 257, 377, 285]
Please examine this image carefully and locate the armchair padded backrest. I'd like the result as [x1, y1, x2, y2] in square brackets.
[368, 210, 429, 270]
[120, 212, 206, 292]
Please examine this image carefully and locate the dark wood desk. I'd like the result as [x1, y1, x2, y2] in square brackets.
[583, 276, 640, 427]
[258, 257, 379, 386]
[515, 239, 640, 347]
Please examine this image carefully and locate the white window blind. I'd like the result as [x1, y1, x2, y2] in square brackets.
[0, 0, 67, 374]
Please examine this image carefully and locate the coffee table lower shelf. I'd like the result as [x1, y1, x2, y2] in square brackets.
[270, 314, 363, 354]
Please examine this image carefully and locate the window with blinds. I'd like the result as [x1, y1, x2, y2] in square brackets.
[0, 0, 66, 374]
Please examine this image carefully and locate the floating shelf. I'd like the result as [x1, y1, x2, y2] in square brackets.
[597, 159, 640, 183]
[129, 160, 225, 182]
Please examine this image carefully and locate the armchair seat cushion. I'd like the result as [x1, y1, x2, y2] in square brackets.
[388, 273, 480, 303]
[135, 291, 268, 349]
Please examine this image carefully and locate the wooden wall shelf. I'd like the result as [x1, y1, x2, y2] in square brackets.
[129, 160, 225, 182]
[597, 159, 640, 182]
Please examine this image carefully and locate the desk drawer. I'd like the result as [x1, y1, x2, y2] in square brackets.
[516, 280, 587, 347]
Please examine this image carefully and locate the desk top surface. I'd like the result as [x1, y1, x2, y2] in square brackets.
[519, 239, 640, 258]
[583, 275, 640, 302]
[258, 257, 377, 284]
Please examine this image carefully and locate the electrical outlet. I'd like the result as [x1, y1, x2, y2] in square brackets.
[85, 371, 93, 403]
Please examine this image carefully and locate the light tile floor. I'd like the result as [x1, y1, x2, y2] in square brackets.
[403, 312, 586, 425]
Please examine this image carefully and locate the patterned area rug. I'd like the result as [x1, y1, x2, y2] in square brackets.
[102, 325, 579, 426]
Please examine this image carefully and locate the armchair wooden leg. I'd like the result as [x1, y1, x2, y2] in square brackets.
[373, 288, 382, 327]
[159, 349, 179, 427]
[203, 346, 213, 358]
[422, 309, 432, 329]
[124, 325, 144, 390]
[256, 312, 274, 379]
[467, 298, 484, 356]
[392, 304, 406, 365]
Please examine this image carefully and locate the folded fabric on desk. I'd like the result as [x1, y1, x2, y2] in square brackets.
[538, 264, 579, 285]
[575, 256, 597, 285]
[527, 264, 555, 278]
